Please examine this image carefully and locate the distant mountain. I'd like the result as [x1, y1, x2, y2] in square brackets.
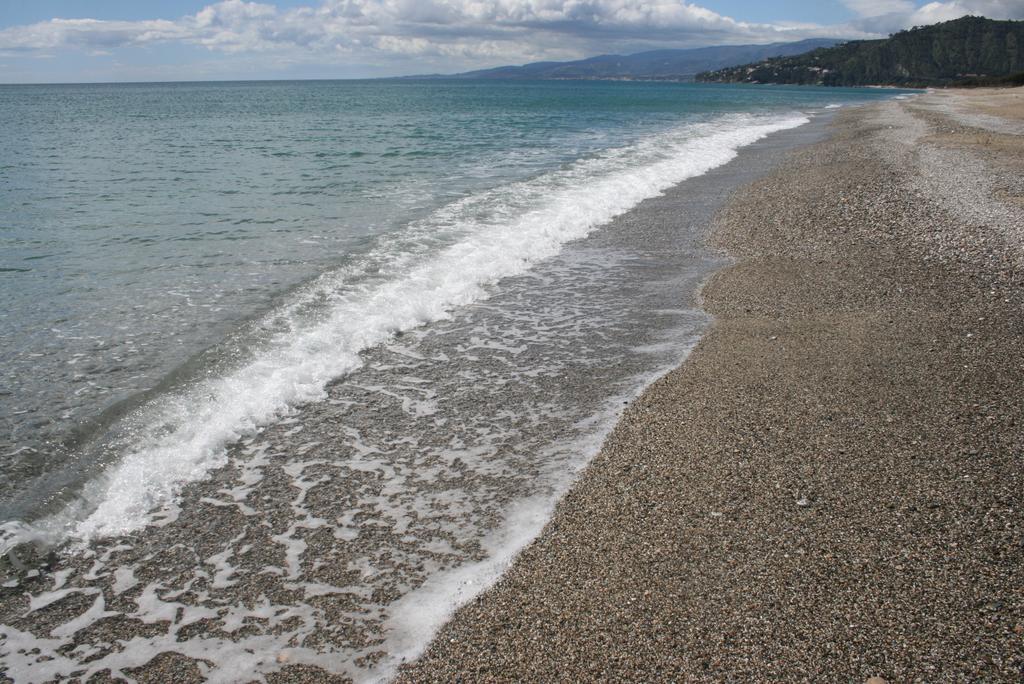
[415, 39, 840, 82]
[696, 16, 1024, 87]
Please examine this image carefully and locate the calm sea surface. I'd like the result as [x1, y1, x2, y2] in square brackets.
[0, 80, 911, 680]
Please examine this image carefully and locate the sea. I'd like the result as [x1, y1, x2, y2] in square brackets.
[0, 79, 911, 681]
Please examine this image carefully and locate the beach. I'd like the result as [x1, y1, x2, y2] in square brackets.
[398, 90, 1024, 681]
[2, 85, 874, 682]
[2, 86, 1021, 682]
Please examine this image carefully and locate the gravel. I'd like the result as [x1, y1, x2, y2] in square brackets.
[396, 93, 1024, 682]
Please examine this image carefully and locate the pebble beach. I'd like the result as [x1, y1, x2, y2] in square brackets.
[2, 88, 1022, 683]
[398, 90, 1024, 681]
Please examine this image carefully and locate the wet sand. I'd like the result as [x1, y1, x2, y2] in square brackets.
[398, 92, 1024, 681]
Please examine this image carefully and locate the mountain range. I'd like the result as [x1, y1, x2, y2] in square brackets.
[411, 39, 840, 81]
[697, 17, 1024, 87]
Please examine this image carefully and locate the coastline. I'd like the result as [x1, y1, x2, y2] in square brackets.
[0, 103, 843, 681]
[398, 90, 1024, 681]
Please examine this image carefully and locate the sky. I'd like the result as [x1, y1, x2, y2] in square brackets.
[1, 0, 1022, 83]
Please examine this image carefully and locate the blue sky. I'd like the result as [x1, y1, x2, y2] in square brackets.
[1, 1, 1021, 83]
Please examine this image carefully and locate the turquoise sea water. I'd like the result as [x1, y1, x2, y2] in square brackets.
[0, 79, 913, 680]
[0, 81, 900, 514]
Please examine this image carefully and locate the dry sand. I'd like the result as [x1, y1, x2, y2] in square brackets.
[946, 87, 1024, 124]
[397, 93, 1024, 681]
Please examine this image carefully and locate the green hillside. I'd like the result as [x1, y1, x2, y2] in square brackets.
[696, 16, 1024, 87]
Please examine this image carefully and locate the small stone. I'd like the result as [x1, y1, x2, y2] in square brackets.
[866, 678, 888, 684]
[276, 652, 290, 664]
[796, 497, 811, 507]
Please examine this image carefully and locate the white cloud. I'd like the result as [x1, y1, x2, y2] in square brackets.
[845, 0, 1024, 33]
[0, 0, 858, 65]
[0, 18, 190, 51]
[1, 0, 1021, 76]
[910, 0, 1024, 25]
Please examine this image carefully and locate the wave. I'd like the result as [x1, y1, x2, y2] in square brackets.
[0, 110, 809, 555]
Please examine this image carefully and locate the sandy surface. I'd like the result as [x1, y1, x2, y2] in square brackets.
[951, 87, 1024, 123]
[397, 93, 1024, 681]
[922, 88, 1024, 137]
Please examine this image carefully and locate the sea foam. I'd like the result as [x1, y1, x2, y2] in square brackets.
[1, 111, 815, 684]
[0, 111, 808, 554]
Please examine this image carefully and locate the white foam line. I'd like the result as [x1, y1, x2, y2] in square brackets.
[364, 326, 710, 683]
[0, 111, 809, 553]
[363, 494, 557, 682]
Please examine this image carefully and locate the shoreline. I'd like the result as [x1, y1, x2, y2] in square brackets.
[364, 111, 844, 680]
[398, 90, 1024, 680]
[0, 105, 842, 681]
